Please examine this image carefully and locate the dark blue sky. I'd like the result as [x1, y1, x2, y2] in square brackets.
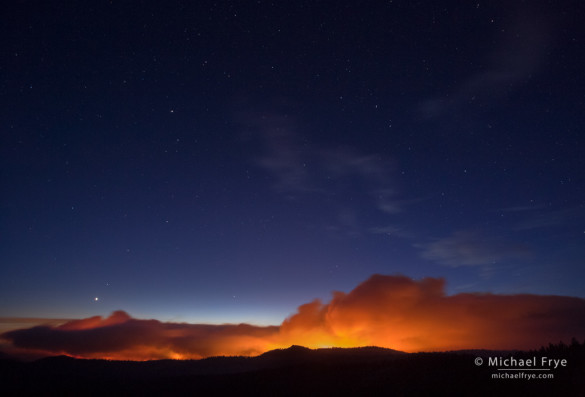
[1, 0, 584, 325]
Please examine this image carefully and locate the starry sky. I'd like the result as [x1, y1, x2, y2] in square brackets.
[1, 0, 584, 327]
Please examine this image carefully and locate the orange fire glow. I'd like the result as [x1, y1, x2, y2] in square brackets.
[2, 275, 585, 360]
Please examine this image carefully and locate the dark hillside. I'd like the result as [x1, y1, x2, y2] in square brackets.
[1, 342, 583, 396]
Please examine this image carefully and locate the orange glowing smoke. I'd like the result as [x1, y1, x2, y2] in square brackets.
[2, 275, 585, 360]
[0, 311, 278, 360]
[278, 275, 585, 352]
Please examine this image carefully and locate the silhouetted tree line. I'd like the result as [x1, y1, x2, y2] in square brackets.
[514, 337, 585, 366]
[535, 338, 585, 356]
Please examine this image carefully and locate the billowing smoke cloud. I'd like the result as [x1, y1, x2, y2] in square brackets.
[277, 275, 585, 352]
[2, 311, 278, 360]
[3, 275, 585, 360]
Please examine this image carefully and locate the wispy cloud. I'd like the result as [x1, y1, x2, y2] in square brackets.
[498, 204, 546, 213]
[420, 12, 550, 118]
[513, 207, 585, 231]
[321, 148, 403, 215]
[240, 112, 404, 233]
[369, 225, 411, 239]
[416, 230, 531, 267]
[245, 114, 313, 193]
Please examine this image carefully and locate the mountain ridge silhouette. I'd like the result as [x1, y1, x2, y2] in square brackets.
[1, 342, 584, 396]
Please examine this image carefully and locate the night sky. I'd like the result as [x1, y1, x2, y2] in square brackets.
[2, 0, 584, 335]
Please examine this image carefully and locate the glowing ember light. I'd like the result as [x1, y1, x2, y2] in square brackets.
[2, 275, 585, 361]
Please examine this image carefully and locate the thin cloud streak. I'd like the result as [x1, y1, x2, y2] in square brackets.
[420, 11, 550, 118]
[416, 230, 532, 267]
[513, 207, 585, 231]
[241, 112, 405, 230]
[369, 225, 412, 239]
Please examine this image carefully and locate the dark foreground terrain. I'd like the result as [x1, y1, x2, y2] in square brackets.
[1, 342, 584, 396]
